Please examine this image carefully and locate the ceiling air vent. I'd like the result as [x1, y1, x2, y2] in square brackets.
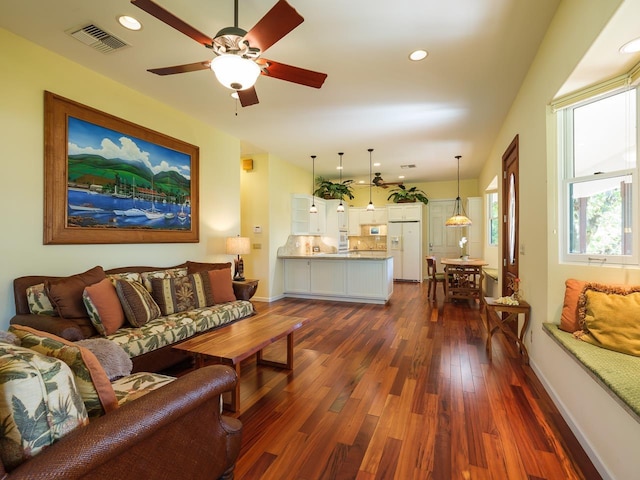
[400, 164, 417, 169]
[67, 24, 129, 54]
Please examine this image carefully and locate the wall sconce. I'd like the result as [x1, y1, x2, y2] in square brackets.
[225, 235, 250, 281]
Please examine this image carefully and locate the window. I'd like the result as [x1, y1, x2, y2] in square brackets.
[487, 192, 499, 246]
[559, 88, 638, 263]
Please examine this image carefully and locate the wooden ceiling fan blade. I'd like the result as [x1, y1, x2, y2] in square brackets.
[243, 0, 304, 53]
[260, 59, 327, 88]
[147, 61, 211, 76]
[132, 0, 213, 48]
[238, 87, 259, 107]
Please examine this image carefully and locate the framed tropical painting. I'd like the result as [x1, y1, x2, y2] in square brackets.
[44, 91, 199, 244]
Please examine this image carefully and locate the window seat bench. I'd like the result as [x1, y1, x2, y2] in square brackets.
[543, 323, 640, 423]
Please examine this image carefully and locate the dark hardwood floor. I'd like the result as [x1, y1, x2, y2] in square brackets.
[219, 283, 600, 479]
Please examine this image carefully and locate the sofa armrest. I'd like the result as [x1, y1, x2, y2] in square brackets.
[9, 314, 87, 341]
[3, 365, 242, 480]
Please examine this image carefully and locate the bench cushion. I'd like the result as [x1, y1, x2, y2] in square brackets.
[543, 323, 640, 421]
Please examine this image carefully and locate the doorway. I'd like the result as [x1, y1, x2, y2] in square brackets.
[502, 135, 519, 296]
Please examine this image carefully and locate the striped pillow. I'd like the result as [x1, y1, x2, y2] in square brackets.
[150, 272, 214, 316]
[114, 280, 161, 327]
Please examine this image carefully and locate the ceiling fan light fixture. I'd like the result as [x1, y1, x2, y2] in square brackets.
[210, 54, 260, 91]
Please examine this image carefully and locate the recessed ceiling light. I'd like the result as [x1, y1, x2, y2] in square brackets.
[373, 162, 381, 167]
[399, 175, 405, 179]
[118, 15, 142, 31]
[336, 166, 343, 170]
[620, 37, 640, 54]
[358, 180, 365, 184]
[409, 49, 428, 61]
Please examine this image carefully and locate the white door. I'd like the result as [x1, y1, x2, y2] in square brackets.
[428, 200, 459, 269]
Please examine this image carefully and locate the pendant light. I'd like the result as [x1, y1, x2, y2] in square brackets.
[366, 148, 375, 211]
[445, 155, 472, 227]
[337, 152, 345, 213]
[310, 155, 318, 214]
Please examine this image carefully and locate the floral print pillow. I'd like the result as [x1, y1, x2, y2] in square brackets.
[0, 344, 88, 470]
[26, 283, 58, 316]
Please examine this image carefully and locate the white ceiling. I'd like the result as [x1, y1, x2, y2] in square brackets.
[1, 1, 638, 184]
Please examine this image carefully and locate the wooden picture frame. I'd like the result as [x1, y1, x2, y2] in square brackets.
[44, 91, 199, 244]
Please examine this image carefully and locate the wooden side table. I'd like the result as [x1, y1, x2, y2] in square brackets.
[232, 278, 259, 301]
[484, 296, 531, 364]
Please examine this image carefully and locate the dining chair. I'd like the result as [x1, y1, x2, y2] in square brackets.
[426, 256, 446, 301]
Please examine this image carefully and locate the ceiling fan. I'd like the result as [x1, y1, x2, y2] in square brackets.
[371, 173, 403, 189]
[131, 0, 328, 107]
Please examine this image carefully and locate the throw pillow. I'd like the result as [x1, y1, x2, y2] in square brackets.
[76, 338, 133, 381]
[26, 283, 58, 316]
[107, 271, 143, 285]
[82, 278, 126, 336]
[140, 267, 188, 292]
[575, 284, 640, 356]
[45, 266, 106, 319]
[208, 268, 237, 304]
[559, 279, 587, 333]
[9, 325, 118, 418]
[185, 260, 233, 275]
[114, 280, 161, 327]
[0, 343, 88, 470]
[150, 272, 214, 316]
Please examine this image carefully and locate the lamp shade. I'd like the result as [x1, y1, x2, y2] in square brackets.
[445, 212, 473, 227]
[210, 54, 261, 91]
[226, 236, 250, 255]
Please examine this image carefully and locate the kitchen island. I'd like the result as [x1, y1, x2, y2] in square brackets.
[279, 252, 393, 304]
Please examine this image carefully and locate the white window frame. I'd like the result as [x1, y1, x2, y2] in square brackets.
[487, 191, 499, 247]
[558, 86, 639, 265]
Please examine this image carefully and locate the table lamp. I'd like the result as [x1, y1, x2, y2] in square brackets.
[226, 235, 250, 281]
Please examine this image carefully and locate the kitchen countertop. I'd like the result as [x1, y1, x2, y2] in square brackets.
[279, 252, 392, 260]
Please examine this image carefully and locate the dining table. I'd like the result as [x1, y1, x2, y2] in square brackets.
[441, 257, 488, 302]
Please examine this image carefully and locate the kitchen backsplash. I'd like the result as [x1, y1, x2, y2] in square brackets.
[278, 235, 338, 256]
[348, 235, 387, 251]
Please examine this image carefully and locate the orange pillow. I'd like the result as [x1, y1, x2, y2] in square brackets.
[208, 268, 237, 304]
[83, 278, 126, 335]
[559, 279, 587, 333]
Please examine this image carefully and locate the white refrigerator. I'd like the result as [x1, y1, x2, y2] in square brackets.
[388, 221, 421, 281]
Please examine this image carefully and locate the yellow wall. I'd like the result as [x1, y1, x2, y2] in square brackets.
[0, 28, 242, 327]
[478, 1, 640, 478]
[241, 153, 310, 300]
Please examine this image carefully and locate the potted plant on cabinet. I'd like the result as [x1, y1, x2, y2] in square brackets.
[314, 176, 355, 200]
[387, 185, 429, 204]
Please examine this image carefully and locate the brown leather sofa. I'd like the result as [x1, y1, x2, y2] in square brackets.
[0, 365, 242, 480]
[10, 262, 257, 373]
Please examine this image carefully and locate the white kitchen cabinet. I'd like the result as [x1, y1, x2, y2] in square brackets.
[387, 203, 423, 221]
[346, 258, 393, 299]
[325, 199, 349, 231]
[281, 256, 393, 304]
[310, 260, 346, 295]
[283, 259, 311, 293]
[291, 194, 326, 235]
[348, 208, 361, 235]
[359, 207, 387, 225]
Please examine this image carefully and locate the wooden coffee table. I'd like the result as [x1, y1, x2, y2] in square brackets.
[173, 313, 310, 412]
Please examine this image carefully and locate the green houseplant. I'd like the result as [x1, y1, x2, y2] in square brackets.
[387, 185, 429, 204]
[313, 176, 355, 200]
